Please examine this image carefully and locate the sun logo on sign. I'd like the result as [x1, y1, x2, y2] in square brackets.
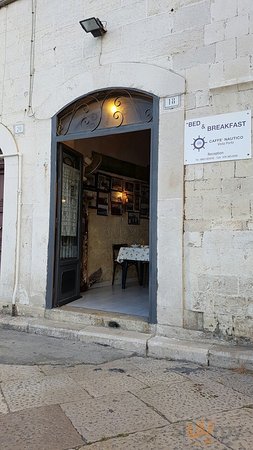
[191, 136, 207, 151]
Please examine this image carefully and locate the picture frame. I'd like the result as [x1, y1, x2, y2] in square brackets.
[111, 202, 123, 215]
[97, 192, 109, 216]
[141, 184, 149, 203]
[111, 177, 123, 192]
[83, 190, 97, 209]
[111, 191, 122, 203]
[134, 182, 141, 194]
[128, 211, 140, 225]
[134, 195, 140, 211]
[125, 181, 134, 193]
[84, 173, 96, 190]
[126, 193, 134, 211]
[97, 173, 111, 192]
[140, 202, 149, 219]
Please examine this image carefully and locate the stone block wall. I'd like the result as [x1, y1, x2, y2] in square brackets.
[182, 1, 253, 339]
[0, 0, 252, 337]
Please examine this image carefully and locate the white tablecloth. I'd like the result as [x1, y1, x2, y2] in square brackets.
[117, 246, 149, 263]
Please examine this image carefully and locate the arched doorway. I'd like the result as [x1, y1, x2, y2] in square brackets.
[48, 88, 158, 323]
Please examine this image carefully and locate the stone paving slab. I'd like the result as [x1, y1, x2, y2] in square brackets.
[73, 422, 229, 449]
[54, 356, 190, 398]
[67, 364, 148, 397]
[0, 364, 44, 383]
[171, 364, 253, 396]
[0, 389, 8, 414]
[38, 363, 95, 376]
[61, 391, 167, 443]
[0, 404, 84, 450]
[99, 356, 190, 386]
[2, 328, 253, 449]
[1, 373, 91, 412]
[197, 407, 253, 450]
[135, 379, 253, 422]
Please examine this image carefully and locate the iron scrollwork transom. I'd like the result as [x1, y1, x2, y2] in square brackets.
[57, 90, 153, 136]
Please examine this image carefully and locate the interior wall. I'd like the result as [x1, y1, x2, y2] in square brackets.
[65, 130, 150, 288]
[88, 210, 149, 285]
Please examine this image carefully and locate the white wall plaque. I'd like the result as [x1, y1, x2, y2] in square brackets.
[13, 123, 25, 134]
[164, 95, 180, 109]
[184, 110, 251, 165]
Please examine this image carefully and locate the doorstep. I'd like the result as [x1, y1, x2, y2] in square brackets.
[1, 314, 253, 370]
[45, 306, 152, 334]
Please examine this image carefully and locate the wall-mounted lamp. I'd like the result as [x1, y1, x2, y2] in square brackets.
[122, 191, 129, 204]
[79, 17, 107, 37]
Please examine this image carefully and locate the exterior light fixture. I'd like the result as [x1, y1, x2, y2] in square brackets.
[79, 17, 107, 37]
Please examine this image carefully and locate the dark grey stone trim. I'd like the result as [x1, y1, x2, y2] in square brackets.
[47, 90, 159, 325]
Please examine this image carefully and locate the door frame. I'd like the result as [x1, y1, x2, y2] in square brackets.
[46, 88, 159, 324]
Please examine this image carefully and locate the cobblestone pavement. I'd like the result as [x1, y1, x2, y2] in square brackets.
[1, 330, 253, 449]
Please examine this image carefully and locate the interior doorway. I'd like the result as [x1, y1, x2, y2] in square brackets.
[49, 89, 158, 323]
[62, 129, 150, 318]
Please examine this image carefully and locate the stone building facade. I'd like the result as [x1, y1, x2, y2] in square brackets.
[0, 0, 252, 341]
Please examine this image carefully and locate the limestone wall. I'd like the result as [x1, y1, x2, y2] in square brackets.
[0, 0, 252, 338]
[182, 1, 253, 339]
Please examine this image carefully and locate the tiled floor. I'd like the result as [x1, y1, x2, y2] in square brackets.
[70, 283, 149, 318]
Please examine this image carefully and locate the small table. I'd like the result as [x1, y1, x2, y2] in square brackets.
[117, 246, 149, 289]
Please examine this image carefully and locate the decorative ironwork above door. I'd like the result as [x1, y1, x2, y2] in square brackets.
[57, 89, 153, 136]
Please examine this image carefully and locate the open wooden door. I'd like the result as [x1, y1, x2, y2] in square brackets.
[53, 144, 83, 307]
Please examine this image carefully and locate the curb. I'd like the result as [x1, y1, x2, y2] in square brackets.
[1, 315, 253, 370]
[147, 335, 253, 370]
[0, 316, 150, 356]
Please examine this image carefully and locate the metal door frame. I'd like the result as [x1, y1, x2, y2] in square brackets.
[46, 88, 159, 323]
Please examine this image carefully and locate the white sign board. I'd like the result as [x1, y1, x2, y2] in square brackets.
[184, 110, 251, 165]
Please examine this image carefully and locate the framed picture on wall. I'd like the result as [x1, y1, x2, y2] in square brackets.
[126, 193, 134, 211]
[140, 202, 149, 219]
[125, 181, 134, 193]
[97, 192, 109, 216]
[134, 195, 140, 211]
[84, 173, 96, 189]
[111, 202, 123, 215]
[97, 173, 111, 192]
[134, 182, 141, 194]
[83, 190, 97, 209]
[141, 184, 149, 202]
[111, 177, 123, 192]
[128, 211, 140, 225]
[111, 191, 122, 203]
